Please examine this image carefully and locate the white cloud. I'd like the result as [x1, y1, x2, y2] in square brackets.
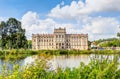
[21, 11, 78, 39]
[21, 11, 120, 41]
[81, 17, 119, 40]
[1, 0, 120, 41]
[48, 0, 120, 19]
[85, 0, 120, 12]
[21, 11, 55, 39]
[48, 1, 85, 19]
[21, 0, 120, 40]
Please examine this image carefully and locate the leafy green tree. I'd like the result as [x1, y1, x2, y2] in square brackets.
[0, 18, 28, 49]
[28, 40, 32, 49]
[94, 38, 120, 47]
[0, 21, 7, 49]
[99, 39, 120, 47]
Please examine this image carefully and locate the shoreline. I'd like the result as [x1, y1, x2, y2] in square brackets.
[0, 49, 120, 59]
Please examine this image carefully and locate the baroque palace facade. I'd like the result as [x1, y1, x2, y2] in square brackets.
[32, 28, 88, 50]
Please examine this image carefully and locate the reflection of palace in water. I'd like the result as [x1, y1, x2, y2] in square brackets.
[32, 28, 88, 50]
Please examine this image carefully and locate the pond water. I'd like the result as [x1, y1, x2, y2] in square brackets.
[0, 54, 119, 73]
[49, 54, 117, 70]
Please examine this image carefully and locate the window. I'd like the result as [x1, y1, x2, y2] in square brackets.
[66, 40, 68, 42]
[56, 35, 58, 38]
[59, 35, 61, 38]
[62, 35, 64, 38]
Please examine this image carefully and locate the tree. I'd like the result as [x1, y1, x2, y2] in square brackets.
[0, 18, 28, 49]
[117, 26, 120, 39]
[28, 40, 32, 49]
[0, 21, 7, 49]
[117, 33, 120, 39]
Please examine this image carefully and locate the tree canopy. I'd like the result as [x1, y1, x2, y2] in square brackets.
[0, 18, 28, 49]
[93, 38, 120, 47]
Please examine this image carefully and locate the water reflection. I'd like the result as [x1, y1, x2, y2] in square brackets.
[50, 55, 90, 70]
[0, 54, 119, 72]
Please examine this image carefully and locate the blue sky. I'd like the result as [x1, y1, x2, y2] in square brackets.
[0, 0, 117, 18]
[0, 0, 120, 40]
[0, 0, 80, 18]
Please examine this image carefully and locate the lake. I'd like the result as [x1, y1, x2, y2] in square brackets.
[0, 54, 119, 73]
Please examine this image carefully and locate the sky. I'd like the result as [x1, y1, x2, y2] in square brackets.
[0, 0, 120, 41]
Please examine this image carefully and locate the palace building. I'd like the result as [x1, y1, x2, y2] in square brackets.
[32, 28, 88, 50]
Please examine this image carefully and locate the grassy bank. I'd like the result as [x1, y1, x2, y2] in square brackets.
[0, 49, 120, 59]
[0, 49, 38, 59]
[0, 54, 120, 79]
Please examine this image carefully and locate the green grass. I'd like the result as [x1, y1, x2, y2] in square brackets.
[0, 49, 38, 59]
